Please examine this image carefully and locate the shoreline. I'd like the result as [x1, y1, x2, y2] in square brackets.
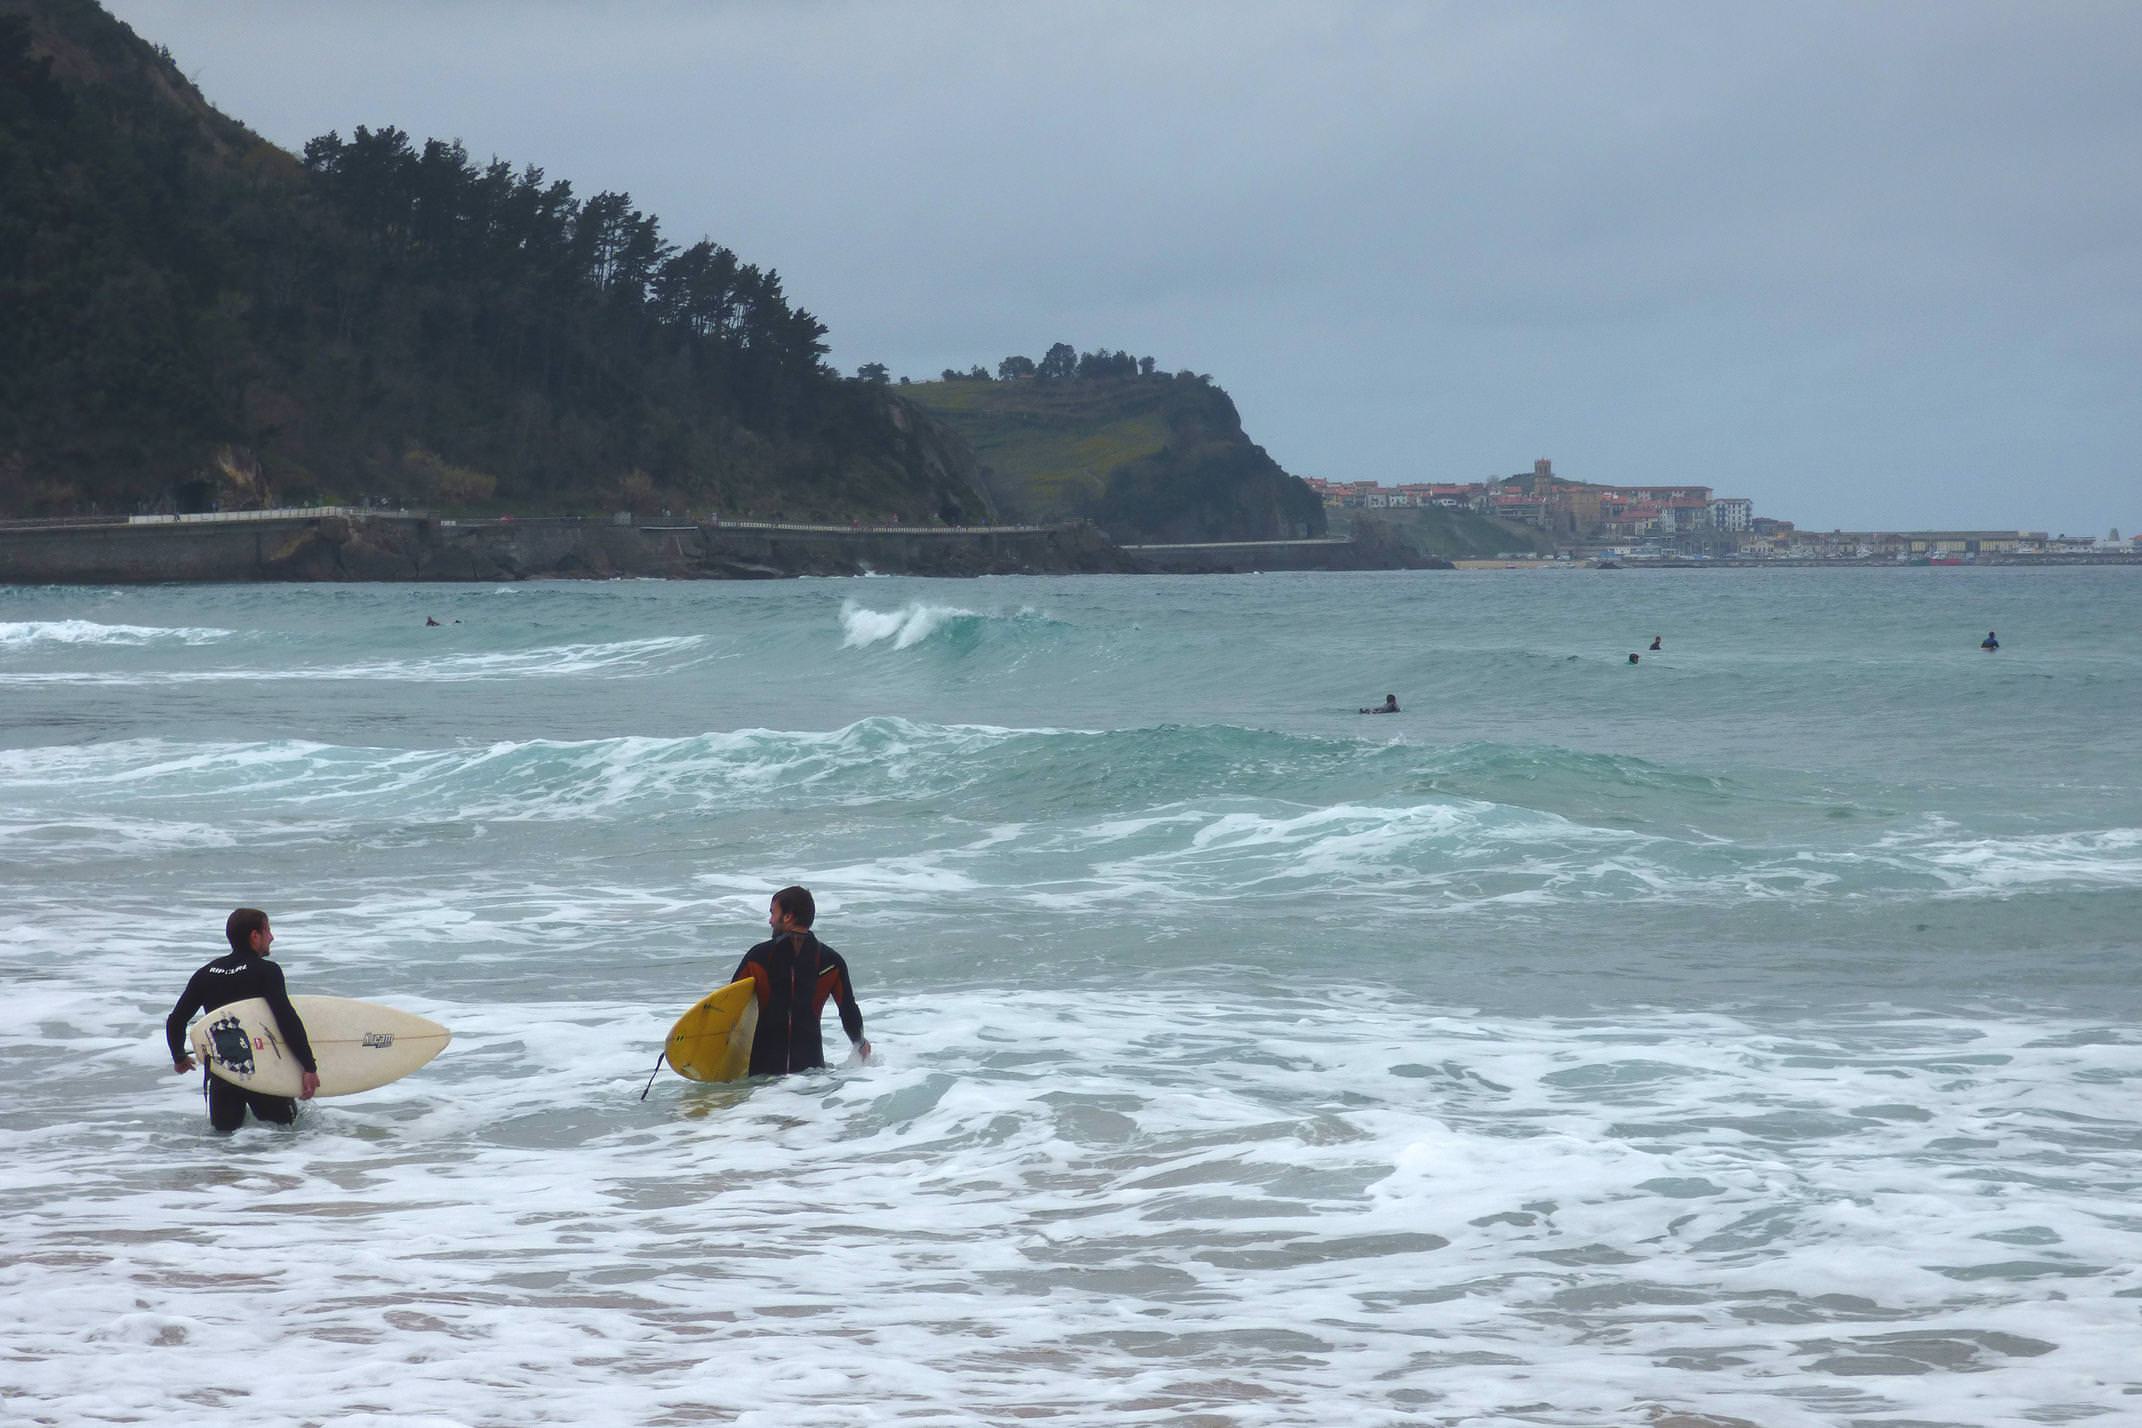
[1624, 555, 2142, 569]
[3, 511, 2130, 583]
[0, 511, 1436, 583]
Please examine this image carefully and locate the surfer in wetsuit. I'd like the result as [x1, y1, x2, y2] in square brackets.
[1649, 634, 1662, 651]
[732, 886, 870, 1076]
[165, 908, 319, 1132]
[1360, 694, 1399, 714]
[1981, 630, 1999, 650]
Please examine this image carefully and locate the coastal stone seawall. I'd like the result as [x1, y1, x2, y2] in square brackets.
[0, 514, 1138, 582]
[1123, 532, 1448, 573]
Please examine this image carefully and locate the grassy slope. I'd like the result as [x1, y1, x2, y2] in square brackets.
[895, 375, 1328, 545]
[897, 378, 1177, 518]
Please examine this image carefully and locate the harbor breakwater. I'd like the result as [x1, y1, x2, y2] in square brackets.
[0, 511, 1424, 582]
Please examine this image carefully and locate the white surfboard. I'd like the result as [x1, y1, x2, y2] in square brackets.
[189, 994, 451, 1098]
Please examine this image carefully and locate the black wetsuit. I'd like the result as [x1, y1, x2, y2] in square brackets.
[164, 951, 317, 1132]
[732, 931, 865, 1077]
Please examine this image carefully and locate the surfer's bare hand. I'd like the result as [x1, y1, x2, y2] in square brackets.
[299, 1070, 320, 1100]
[856, 1039, 872, 1064]
[173, 1055, 195, 1074]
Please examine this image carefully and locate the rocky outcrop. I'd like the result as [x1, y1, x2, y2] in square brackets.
[893, 376, 1327, 544]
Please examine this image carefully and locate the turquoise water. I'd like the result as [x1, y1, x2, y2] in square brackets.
[3, 568, 2139, 1425]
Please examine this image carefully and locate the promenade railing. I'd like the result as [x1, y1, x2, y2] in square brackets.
[4, 507, 1074, 537]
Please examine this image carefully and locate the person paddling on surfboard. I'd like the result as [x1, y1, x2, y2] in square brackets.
[732, 886, 870, 1076]
[1360, 694, 1399, 714]
[165, 908, 320, 1132]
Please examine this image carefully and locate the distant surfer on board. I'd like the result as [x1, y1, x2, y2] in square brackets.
[165, 908, 320, 1131]
[1360, 694, 1399, 714]
[733, 886, 870, 1076]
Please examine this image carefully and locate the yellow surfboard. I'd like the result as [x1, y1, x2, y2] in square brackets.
[665, 977, 761, 1082]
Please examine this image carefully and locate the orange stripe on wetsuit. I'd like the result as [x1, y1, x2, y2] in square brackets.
[732, 930, 865, 1075]
[737, 960, 847, 1015]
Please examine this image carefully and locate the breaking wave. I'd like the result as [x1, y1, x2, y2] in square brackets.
[0, 619, 233, 649]
[839, 599, 1067, 652]
[5, 721, 2132, 907]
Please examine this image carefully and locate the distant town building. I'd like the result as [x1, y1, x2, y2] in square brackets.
[1708, 498, 1753, 532]
[1297, 461, 2108, 563]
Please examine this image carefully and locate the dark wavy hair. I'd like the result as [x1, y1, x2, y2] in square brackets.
[772, 885, 815, 929]
[226, 907, 269, 953]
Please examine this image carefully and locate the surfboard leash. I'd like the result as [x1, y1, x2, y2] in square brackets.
[638, 1052, 666, 1101]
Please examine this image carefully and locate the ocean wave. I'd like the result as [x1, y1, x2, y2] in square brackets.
[0, 720, 1035, 826]
[0, 634, 708, 684]
[0, 619, 234, 650]
[0, 813, 244, 855]
[1902, 826, 2142, 891]
[839, 599, 1065, 651]
[0, 720, 1601, 819]
[1416, 741, 1739, 800]
[7, 721, 2131, 907]
[0, 719, 1966, 829]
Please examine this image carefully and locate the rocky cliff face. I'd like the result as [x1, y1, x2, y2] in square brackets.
[856, 394, 1000, 527]
[1092, 383, 1326, 543]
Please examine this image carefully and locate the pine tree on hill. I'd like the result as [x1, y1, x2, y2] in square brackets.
[0, 0, 989, 524]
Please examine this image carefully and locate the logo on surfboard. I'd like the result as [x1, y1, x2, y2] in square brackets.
[207, 1016, 255, 1076]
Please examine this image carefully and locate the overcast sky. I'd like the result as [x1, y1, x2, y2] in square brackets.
[105, 1, 2141, 533]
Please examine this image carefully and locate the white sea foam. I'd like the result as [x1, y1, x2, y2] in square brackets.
[0, 618, 233, 649]
[0, 737, 339, 790]
[0, 721, 1037, 824]
[9, 727, 2141, 916]
[0, 813, 243, 856]
[840, 598, 976, 649]
[0, 634, 709, 684]
[4, 979, 2139, 1427]
[1910, 826, 2142, 890]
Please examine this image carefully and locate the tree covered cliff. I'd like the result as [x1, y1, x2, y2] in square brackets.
[0, 0, 993, 523]
[893, 348, 1326, 544]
